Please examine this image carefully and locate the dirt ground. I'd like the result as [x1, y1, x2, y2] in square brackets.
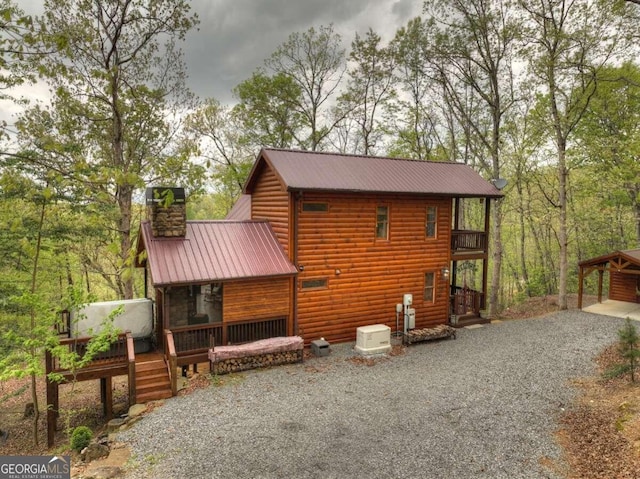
[1, 293, 638, 479]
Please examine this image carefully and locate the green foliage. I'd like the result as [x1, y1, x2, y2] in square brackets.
[604, 318, 640, 383]
[70, 425, 92, 452]
[233, 69, 304, 149]
[13, 0, 202, 299]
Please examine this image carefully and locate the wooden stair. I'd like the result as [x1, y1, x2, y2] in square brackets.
[135, 353, 172, 403]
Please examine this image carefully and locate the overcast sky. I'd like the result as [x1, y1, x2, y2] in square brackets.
[186, 0, 421, 103]
[5, 0, 421, 122]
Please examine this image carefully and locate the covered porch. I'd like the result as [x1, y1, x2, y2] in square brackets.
[578, 249, 640, 310]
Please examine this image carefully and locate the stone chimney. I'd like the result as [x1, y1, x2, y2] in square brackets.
[145, 187, 187, 237]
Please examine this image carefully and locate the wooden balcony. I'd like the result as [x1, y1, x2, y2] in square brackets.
[46, 332, 134, 382]
[451, 230, 488, 258]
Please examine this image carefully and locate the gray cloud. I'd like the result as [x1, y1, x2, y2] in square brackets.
[185, 0, 422, 104]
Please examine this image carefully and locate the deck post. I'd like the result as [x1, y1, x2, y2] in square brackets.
[100, 377, 113, 419]
[126, 332, 136, 406]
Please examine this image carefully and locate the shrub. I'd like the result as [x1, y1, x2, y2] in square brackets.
[604, 318, 640, 383]
[70, 425, 93, 452]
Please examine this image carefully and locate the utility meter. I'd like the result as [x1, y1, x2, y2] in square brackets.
[403, 293, 413, 306]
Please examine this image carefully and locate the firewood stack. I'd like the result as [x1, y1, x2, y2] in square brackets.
[211, 349, 303, 375]
[403, 325, 456, 345]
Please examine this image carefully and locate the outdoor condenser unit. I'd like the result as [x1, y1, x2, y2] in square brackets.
[355, 324, 392, 355]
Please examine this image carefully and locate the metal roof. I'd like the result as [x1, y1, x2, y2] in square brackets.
[225, 194, 252, 220]
[244, 148, 504, 198]
[578, 249, 640, 268]
[139, 220, 297, 287]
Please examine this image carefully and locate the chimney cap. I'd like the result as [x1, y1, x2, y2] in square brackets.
[145, 187, 186, 205]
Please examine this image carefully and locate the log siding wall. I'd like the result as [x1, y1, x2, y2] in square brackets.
[610, 270, 640, 304]
[224, 277, 291, 323]
[295, 193, 452, 343]
[251, 165, 291, 255]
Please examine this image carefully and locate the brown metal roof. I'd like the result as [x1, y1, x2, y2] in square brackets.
[139, 220, 297, 287]
[225, 194, 252, 220]
[244, 148, 504, 198]
[579, 249, 640, 268]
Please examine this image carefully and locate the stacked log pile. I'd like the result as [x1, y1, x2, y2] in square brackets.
[211, 349, 303, 375]
[403, 325, 456, 345]
[208, 336, 304, 375]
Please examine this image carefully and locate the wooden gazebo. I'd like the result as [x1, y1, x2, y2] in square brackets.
[578, 249, 640, 308]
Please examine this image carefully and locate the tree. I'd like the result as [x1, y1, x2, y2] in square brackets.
[232, 69, 304, 149]
[337, 29, 396, 155]
[14, 0, 201, 300]
[519, 0, 632, 309]
[389, 17, 442, 161]
[265, 24, 346, 151]
[575, 62, 640, 247]
[605, 318, 640, 382]
[183, 98, 254, 215]
[423, 0, 521, 317]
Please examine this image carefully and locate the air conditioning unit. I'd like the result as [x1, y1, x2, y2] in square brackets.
[355, 324, 392, 356]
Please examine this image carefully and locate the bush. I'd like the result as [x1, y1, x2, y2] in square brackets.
[604, 318, 640, 383]
[70, 425, 93, 452]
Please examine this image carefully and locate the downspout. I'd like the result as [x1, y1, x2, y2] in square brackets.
[292, 191, 301, 335]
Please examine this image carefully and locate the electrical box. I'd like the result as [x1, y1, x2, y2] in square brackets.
[355, 324, 392, 356]
[403, 294, 413, 306]
[406, 307, 416, 329]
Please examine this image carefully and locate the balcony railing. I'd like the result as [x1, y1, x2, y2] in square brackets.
[451, 230, 487, 253]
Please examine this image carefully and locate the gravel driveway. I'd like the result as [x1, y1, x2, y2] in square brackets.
[119, 311, 623, 479]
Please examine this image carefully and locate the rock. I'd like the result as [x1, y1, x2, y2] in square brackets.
[81, 443, 110, 462]
[127, 404, 147, 418]
[107, 418, 127, 433]
[84, 465, 124, 479]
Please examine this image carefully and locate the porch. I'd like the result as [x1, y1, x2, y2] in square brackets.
[450, 286, 489, 327]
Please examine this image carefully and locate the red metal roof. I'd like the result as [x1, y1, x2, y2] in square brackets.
[225, 194, 252, 220]
[139, 220, 297, 286]
[244, 148, 504, 198]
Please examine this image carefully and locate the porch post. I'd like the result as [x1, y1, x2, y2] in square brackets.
[481, 199, 491, 310]
[578, 266, 584, 309]
[598, 269, 604, 303]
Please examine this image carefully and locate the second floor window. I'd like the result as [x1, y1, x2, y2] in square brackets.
[376, 205, 389, 239]
[426, 206, 437, 238]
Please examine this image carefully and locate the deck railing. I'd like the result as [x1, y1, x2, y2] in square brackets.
[451, 230, 487, 253]
[46, 332, 132, 374]
[451, 288, 484, 316]
[227, 317, 287, 344]
[169, 317, 288, 358]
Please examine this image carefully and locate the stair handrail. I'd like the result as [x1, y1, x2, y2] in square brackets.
[164, 329, 178, 396]
[126, 331, 136, 405]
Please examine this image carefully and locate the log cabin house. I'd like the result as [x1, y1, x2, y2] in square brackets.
[46, 148, 503, 446]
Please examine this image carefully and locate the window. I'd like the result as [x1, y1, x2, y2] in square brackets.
[424, 272, 435, 302]
[376, 205, 389, 239]
[301, 278, 328, 290]
[426, 206, 437, 238]
[302, 202, 328, 212]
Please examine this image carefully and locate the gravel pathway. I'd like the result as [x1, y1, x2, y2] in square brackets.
[118, 311, 623, 479]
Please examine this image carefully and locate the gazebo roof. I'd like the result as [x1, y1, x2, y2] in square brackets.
[578, 249, 640, 269]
